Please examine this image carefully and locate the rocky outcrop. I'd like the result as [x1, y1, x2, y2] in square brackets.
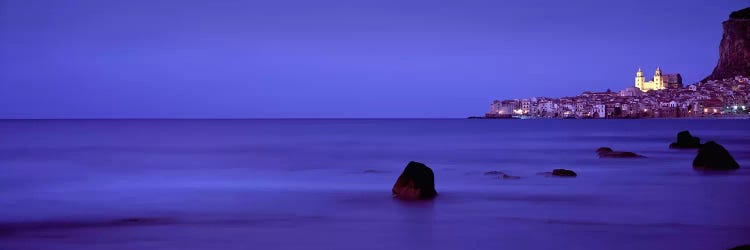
[551, 169, 577, 177]
[392, 161, 437, 200]
[704, 7, 750, 81]
[596, 147, 644, 158]
[727, 244, 750, 250]
[693, 141, 740, 170]
[669, 130, 701, 149]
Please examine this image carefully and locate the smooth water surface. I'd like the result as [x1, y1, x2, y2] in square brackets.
[1, 119, 749, 249]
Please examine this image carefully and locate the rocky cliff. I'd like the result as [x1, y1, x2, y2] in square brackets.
[704, 7, 750, 81]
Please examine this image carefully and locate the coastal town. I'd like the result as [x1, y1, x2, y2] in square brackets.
[484, 68, 750, 119]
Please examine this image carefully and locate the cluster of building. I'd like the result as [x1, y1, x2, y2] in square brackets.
[485, 68, 750, 119]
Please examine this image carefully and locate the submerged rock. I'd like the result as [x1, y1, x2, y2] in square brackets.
[551, 169, 577, 177]
[363, 169, 387, 174]
[392, 161, 437, 200]
[596, 147, 644, 158]
[0, 217, 175, 237]
[693, 141, 740, 170]
[483, 171, 506, 176]
[484, 171, 520, 179]
[500, 174, 521, 180]
[669, 130, 701, 149]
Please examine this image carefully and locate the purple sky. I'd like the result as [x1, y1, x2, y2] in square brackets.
[0, 0, 746, 118]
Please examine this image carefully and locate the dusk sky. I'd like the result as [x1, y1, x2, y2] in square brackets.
[0, 0, 747, 118]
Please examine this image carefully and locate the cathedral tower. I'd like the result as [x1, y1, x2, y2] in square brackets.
[653, 67, 663, 88]
[635, 68, 645, 90]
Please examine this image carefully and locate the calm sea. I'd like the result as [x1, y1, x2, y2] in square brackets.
[1, 119, 749, 250]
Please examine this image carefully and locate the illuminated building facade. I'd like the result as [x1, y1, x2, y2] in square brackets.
[635, 67, 666, 92]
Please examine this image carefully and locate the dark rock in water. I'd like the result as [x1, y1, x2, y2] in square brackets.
[392, 161, 437, 200]
[551, 169, 577, 177]
[728, 244, 750, 250]
[596, 147, 644, 158]
[597, 147, 613, 152]
[484, 171, 520, 179]
[669, 130, 701, 149]
[693, 141, 740, 170]
[484, 171, 506, 176]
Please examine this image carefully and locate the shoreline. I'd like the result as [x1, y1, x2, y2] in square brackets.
[468, 115, 750, 120]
